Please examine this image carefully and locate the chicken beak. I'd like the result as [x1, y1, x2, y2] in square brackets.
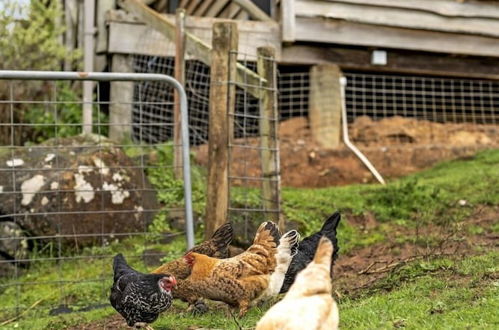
[170, 275, 177, 287]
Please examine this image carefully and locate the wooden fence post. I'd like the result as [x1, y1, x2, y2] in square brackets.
[309, 64, 342, 149]
[257, 47, 282, 230]
[174, 8, 186, 179]
[109, 54, 134, 142]
[204, 22, 238, 239]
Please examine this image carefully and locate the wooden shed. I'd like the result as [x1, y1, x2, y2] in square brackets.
[64, 0, 499, 147]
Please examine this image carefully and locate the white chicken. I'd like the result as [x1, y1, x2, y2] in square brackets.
[256, 236, 339, 330]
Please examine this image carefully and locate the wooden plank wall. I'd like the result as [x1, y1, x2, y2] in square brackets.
[177, 0, 249, 20]
[284, 0, 499, 57]
[107, 10, 281, 58]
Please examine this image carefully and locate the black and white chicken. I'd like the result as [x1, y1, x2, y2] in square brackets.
[279, 211, 341, 293]
[110, 253, 176, 327]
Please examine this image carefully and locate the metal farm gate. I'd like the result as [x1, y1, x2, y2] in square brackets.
[0, 71, 194, 321]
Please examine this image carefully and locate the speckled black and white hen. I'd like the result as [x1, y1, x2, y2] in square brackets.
[279, 211, 341, 293]
[110, 253, 176, 327]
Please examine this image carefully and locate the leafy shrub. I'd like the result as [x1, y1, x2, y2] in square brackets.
[0, 0, 80, 71]
[24, 82, 109, 143]
[0, 0, 81, 145]
[145, 144, 206, 234]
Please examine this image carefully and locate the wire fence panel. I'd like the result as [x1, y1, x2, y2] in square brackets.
[0, 71, 193, 321]
[132, 55, 211, 146]
[227, 51, 281, 243]
[277, 69, 499, 147]
[132, 49, 281, 242]
[344, 72, 499, 146]
[278, 69, 310, 121]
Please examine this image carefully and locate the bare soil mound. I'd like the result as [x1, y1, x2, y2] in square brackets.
[194, 116, 498, 187]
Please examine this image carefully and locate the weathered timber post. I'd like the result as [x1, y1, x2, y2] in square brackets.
[257, 47, 282, 230]
[309, 64, 342, 149]
[174, 8, 186, 178]
[204, 22, 239, 239]
[109, 54, 134, 142]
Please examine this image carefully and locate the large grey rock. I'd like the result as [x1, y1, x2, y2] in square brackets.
[0, 221, 28, 277]
[0, 134, 159, 247]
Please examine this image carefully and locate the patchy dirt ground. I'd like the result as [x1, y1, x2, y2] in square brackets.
[194, 116, 499, 187]
[334, 206, 499, 297]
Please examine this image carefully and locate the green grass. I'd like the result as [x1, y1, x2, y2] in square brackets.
[340, 251, 499, 329]
[3, 252, 497, 329]
[282, 149, 499, 253]
[1, 149, 498, 329]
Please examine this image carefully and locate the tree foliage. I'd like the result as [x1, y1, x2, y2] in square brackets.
[0, 0, 80, 70]
[0, 0, 82, 145]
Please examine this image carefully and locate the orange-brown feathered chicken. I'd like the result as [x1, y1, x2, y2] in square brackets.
[181, 222, 281, 316]
[151, 222, 233, 305]
[256, 236, 339, 330]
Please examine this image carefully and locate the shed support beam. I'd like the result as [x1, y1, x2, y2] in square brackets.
[308, 64, 342, 149]
[109, 55, 134, 142]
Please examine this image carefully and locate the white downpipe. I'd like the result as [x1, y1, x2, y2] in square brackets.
[83, 0, 95, 134]
[339, 77, 386, 185]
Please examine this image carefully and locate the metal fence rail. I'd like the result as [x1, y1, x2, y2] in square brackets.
[0, 70, 194, 320]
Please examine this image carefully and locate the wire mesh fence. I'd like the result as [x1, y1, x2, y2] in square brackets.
[0, 72, 192, 321]
[277, 69, 499, 147]
[345, 72, 499, 146]
[226, 51, 280, 243]
[277, 69, 310, 121]
[132, 55, 212, 145]
[132, 49, 281, 242]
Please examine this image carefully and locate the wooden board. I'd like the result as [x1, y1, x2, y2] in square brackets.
[281, 0, 296, 42]
[295, 0, 499, 38]
[294, 17, 499, 57]
[281, 45, 499, 80]
[107, 12, 281, 58]
[315, 0, 499, 19]
[96, 0, 115, 53]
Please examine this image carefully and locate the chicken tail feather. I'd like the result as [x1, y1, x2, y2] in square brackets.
[253, 221, 280, 248]
[320, 212, 341, 235]
[210, 222, 233, 250]
[113, 253, 134, 281]
[281, 230, 300, 257]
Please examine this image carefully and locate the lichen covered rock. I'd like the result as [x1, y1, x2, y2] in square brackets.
[0, 134, 159, 247]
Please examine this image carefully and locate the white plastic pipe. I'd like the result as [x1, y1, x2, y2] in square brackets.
[339, 77, 386, 185]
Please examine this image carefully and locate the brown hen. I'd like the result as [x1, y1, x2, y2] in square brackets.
[181, 221, 280, 316]
[151, 222, 233, 304]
